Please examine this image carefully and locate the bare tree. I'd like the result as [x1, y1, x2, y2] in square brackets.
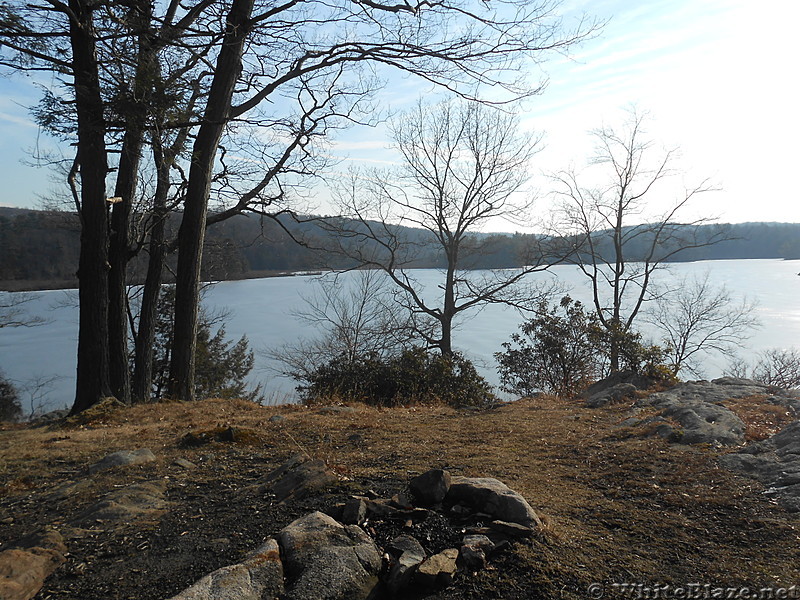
[727, 348, 800, 390]
[18, 374, 64, 420]
[167, 0, 597, 400]
[0, 292, 47, 328]
[326, 100, 558, 356]
[645, 274, 760, 377]
[269, 269, 416, 384]
[553, 107, 724, 371]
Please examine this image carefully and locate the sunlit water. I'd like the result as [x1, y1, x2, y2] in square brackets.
[1, 259, 798, 414]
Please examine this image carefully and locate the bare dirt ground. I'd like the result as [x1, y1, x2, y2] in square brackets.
[1, 395, 798, 600]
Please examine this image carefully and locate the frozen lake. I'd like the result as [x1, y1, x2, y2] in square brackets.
[2, 259, 799, 413]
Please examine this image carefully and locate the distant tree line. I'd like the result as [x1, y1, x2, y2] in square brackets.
[2, 207, 798, 291]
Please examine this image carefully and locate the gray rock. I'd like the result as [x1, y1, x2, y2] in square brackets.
[415, 549, 458, 590]
[166, 538, 283, 600]
[581, 370, 657, 398]
[341, 497, 367, 525]
[0, 529, 67, 600]
[586, 383, 638, 408]
[634, 381, 756, 446]
[88, 448, 156, 474]
[659, 402, 745, 446]
[446, 477, 541, 528]
[253, 454, 339, 503]
[721, 419, 800, 512]
[70, 480, 168, 526]
[409, 469, 451, 506]
[385, 535, 426, 595]
[278, 511, 381, 600]
[269, 415, 285, 422]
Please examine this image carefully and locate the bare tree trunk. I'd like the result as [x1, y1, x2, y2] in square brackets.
[131, 142, 169, 403]
[69, 0, 112, 414]
[168, 0, 254, 401]
[108, 132, 141, 404]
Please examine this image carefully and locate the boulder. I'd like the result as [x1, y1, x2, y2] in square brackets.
[0, 529, 67, 600]
[70, 479, 168, 526]
[415, 549, 458, 590]
[409, 469, 451, 506]
[585, 383, 638, 408]
[446, 477, 541, 528]
[87, 448, 156, 474]
[582, 370, 657, 399]
[384, 535, 426, 595]
[278, 511, 381, 600]
[166, 538, 283, 600]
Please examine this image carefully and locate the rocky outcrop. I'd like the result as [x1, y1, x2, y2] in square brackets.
[278, 511, 381, 600]
[166, 539, 284, 600]
[243, 454, 340, 503]
[0, 529, 67, 600]
[603, 378, 800, 446]
[721, 420, 800, 512]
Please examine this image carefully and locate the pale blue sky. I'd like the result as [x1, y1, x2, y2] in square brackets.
[1, 0, 798, 229]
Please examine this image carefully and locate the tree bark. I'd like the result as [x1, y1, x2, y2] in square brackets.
[69, 0, 112, 414]
[108, 132, 141, 404]
[132, 142, 169, 403]
[168, 0, 254, 401]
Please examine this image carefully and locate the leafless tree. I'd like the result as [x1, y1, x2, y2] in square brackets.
[553, 107, 724, 371]
[325, 100, 559, 356]
[268, 269, 416, 384]
[727, 348, 800, 390]
[18, 374, 64, 420]
[167, 0, 597, 400]
[0, 292, 47, 328]
[645, 274, 760, 377]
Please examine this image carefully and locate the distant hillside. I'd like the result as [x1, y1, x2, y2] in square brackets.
[1, 207, 799, 290]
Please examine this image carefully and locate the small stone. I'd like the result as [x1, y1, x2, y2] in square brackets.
[341, 497, 367, 525]
[173, 458, 196, 469]
[385, 535, 426, 595]
[269, 415, 285, 423]
[415, 549, 458, 590]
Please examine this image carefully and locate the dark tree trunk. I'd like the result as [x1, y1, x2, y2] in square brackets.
[108, 0, 152, 404]
[108, 132, 141, 404]
[69, 0, 111, 414]
[132, 142, 169, 403]
[168, 0, 254, 401]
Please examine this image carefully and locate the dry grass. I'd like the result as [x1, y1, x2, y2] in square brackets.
[722, 395, 797, 441]
[1, 396, 799, 599]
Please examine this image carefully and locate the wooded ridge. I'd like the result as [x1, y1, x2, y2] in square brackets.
[1, 206, 799, 291]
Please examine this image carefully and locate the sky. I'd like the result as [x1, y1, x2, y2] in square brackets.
[1, 0, 798, 230]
